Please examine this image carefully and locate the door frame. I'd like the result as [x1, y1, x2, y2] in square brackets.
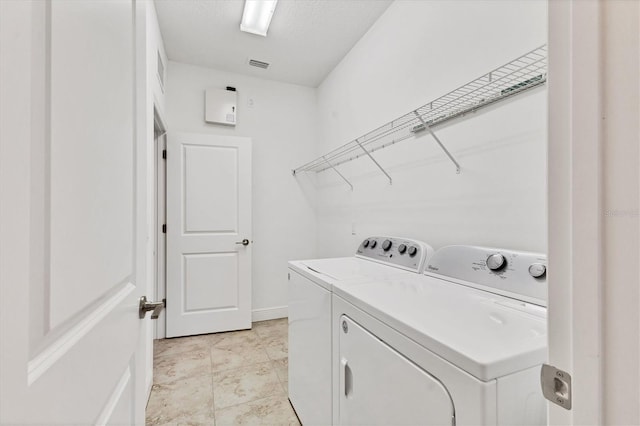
[143, 104, 167, 402]
[547, 0, 640, 424]
[547, 1, 603, 423]
[153, 107, 167, 340]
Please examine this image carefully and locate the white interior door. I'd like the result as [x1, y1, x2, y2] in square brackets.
[166, 132, 252, 338]
[0, 0, 149, 424]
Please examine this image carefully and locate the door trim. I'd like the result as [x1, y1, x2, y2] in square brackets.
[547, 1, 603, 423]
[153, 107, 167, 340]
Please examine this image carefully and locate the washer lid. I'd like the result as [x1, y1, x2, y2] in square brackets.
[333, 273, 547, 381]
[303, 257, 418, 280]
[288, 236, 433, 290]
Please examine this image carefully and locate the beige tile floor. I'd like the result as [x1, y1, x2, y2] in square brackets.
[146, 318, 300, 426]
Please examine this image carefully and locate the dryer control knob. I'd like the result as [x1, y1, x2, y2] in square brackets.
[369, 240, 377, 249]
[529, 263, 547, 278]
[382, 240, 392, 251]
[363, 239, 370, 248]
[487, 254, 507, 271]
[398, 244, 407, 254]
[408, 246, 418, 257]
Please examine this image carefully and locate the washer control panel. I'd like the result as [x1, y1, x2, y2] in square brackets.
[356, 236, 434, 273]
[425, 245, 548, 306]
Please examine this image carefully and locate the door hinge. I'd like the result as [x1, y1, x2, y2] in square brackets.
[541, 364, 572, 410]
[162, 149, 167, 160]
[288, 272, 290, 280]
[162, 224, 166, 233]
[162, 298, 166, 307]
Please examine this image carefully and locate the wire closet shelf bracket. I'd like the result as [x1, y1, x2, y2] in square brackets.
[292, 45, 547, 189]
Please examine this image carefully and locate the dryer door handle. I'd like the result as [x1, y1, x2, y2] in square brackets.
[341, 358, 353, 398]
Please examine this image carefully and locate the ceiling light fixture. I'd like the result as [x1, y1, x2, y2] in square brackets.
[240, 0, 278, 37]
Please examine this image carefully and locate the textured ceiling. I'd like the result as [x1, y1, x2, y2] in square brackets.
[154, 0, 393, 87]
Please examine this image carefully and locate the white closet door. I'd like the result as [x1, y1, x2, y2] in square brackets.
[166, 133, 252, 337]
[338, 315, 455, 426]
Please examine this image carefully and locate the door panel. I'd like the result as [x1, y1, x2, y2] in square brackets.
[339, 315, 455, 426]
[184, 253, 239, 311]
[0, 1, 146, 424]
[184, 144, 239, 233]
[48, 0, 134, 329]
[166, 133, 252, 337]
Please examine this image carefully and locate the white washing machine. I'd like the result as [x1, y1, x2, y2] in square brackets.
[332, 245, 548, 426]
[288, 236, 434, 426]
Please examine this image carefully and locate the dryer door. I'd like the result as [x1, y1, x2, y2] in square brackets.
[339, 315, 455, 426]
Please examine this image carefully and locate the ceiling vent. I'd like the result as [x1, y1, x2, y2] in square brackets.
[248, 59, 269, 69]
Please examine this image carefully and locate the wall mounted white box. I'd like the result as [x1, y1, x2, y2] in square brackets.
[205, 88, 236, 126]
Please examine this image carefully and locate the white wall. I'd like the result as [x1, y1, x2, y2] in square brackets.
[313, 0, 548, 256]
[165, 61, 317, 321]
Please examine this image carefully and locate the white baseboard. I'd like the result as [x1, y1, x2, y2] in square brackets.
[252, 305, 288, 323]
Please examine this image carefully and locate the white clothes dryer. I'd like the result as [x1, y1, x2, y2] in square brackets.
[288, 236, 434, 425]
[332, 245, 548, 426]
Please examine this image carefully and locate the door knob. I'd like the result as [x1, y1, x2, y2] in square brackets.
[235, 239, 250, 246]
[139, 296, 164, 319]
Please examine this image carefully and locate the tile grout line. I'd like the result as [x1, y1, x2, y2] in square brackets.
[213, 393, 290, 414]
[253, 324, 290, 395]
[208, 343, 274, 414]
[209, 345, 217, 424]
[210, 341, 272, 374]
[210, 342, 280, 414]
[212, 328, 287, 415]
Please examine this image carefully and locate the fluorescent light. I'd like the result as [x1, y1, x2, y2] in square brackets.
[240, 0, 278, 37]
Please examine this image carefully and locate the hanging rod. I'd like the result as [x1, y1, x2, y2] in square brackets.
[293, 45, 547, 179]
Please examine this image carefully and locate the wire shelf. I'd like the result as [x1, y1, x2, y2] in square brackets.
[293, 45, 547, 180]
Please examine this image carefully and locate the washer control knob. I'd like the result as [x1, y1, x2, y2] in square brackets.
[398, 244, 407, 254]
[408, 246, 418, 257]
[363, 239, 370, 248]
[487, 253, 507, 271]
[369, 240, 377, 249]
[382, 240, 392, 251]
[529, 263, 547, 278]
